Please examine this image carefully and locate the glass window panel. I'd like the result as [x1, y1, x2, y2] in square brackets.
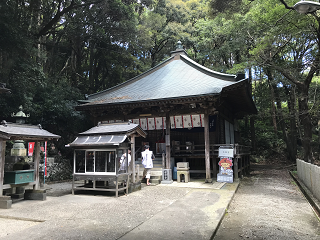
[95, 151, 108, 172]
[106, 151, 115, 173]
[75, 150, 85, 173]
[118, 149, 128, 173]
[117, 149, 123, 172]
[86, 151, 94, 172]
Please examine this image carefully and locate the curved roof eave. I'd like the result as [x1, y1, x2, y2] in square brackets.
[76, 93, 221, 111]
[180, 55, 238, 81]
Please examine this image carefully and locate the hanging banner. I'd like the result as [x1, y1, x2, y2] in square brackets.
[183, 115, 192, 128]
[147, 118, 155, 130]
[140, 118, 147, 130]
[170, 116, 175, 129]
[200, 114, 204, 127]
[28, 142, 35, 156]
[133, 119, 140, 125]
[175, 116, 183, 128]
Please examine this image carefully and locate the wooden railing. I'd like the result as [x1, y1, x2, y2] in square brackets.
[171, 142, 251, 179]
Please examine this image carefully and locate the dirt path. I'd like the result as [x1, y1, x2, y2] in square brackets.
[214, 163, 320, 240]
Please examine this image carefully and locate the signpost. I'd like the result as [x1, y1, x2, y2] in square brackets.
[217, 146, 234, 183]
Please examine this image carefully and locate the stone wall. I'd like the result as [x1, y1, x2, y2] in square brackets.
[296, 159, 320, 202]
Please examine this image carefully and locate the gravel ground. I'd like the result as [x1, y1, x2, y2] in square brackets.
[214, 163, 320, 240]
[0, 182, 192, 240]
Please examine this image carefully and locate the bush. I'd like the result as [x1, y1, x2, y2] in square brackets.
[45, 156, 72, 182]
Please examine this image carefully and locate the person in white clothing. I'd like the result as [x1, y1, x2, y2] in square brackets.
[119, 150, 131, 172]
[141, 145, 155, 185]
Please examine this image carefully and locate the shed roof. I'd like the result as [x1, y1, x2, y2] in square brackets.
[67, 135, 127, 147]
[67, 122, 146, 147]
[0, 121, 60, 140]
[80, 122, 147, 137]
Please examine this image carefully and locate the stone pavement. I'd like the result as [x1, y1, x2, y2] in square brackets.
[0, 179, 239, 240]
[214, 164, 320, 240]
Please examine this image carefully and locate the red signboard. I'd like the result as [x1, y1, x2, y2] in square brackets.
[28, 142, 35, 156]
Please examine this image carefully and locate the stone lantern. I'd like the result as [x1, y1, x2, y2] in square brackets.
[10, 106, 29, 157]
[11, 105, 29, 124]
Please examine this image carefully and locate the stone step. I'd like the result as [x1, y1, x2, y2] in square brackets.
[135, 158, 164, 185]
[150, 178, 161, 184]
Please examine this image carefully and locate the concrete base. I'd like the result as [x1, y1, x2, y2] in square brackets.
[11, 193, 25, 199]
[162, 169, 173, 184]
[161, 180, 173, 184]
[16, 186, 25, 194]
[128, 181, 141, 193]
[24, 189, 47, 201]
[177, 170, 190, 183]
[217, 173, 233, 183]
[0, 196, 12, 209]
[205, 178, 213, 183]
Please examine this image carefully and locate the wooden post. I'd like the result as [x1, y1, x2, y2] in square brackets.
[204, 111, 212, 182]
[212, 150, 217, 177]
[131, 135, 135, 183]
[165, 112, 171, 169]
[0, 140, 6, 196]
[234, 157, 239, 180]
[33, 141, 40, 190]
[162, 153, 165, 169]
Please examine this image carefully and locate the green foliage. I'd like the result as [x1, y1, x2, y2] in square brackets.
[46, 156, 73, 182]
[2, 0, 320, 163]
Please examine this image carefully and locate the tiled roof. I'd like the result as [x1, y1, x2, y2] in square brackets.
[68, 135, 127, 147]
[79, 123, 146, 136]
[0, 122, 60, 140]
[83, 55, 240, 106]
[67, 123, 147, 147]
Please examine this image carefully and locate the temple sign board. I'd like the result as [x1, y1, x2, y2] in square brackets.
[217, 146, 234, 183]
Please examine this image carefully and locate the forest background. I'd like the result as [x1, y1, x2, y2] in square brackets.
[0, 0, 320, 171]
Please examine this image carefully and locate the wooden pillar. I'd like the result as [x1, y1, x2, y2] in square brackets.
[234, 157, 239, 180]
[33, 141, 41, 190]
[212, 156, 217, 177]
[131, 135, 136, 183]
[165, 112, 171, 169]
[0, 140, 6, 196]
[204, 111, 212, 182]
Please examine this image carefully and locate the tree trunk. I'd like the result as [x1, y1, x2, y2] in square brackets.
[285, 86, 297, 162]
[250, 116, 256, 153]
[266, 71, 278, 133]
[299, 92, 313, 163]
[266, 69, 297, 162]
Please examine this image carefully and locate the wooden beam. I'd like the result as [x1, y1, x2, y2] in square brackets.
[0, 140, 6, 196]
[77, 95, 218, 112]
[165, 112, 171, 169]
[203, 111, 212, 182]
[7, 137, 57, 141]
[130, 135, 136, 183]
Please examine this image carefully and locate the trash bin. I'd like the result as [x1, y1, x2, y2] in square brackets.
[173, 167, 177, 180]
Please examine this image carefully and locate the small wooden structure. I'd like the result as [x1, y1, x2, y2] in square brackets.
[0, 121, 60, 208]
[67, 122, 146, 197]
